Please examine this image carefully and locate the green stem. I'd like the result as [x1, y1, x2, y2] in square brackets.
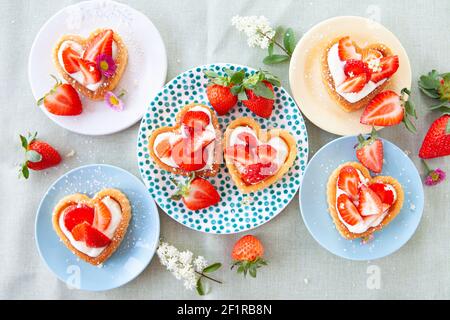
[257, 30, 291, 57]
[195, 271, 222, 284]
[422, 160, 432, 174]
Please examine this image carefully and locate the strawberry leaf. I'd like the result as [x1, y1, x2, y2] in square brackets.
[230, 70, 245, 84]
[238, 90, 248, 101]
[203, 70, 219, 79]
[253, 82, 274, 99]
[20, 135, 28, 149]
[20, 164, 29, 179]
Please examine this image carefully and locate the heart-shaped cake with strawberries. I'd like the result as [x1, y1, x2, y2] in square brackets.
[53, 28, 128, 100]
[148, 103, 222, 177]
[321, 36, 399, 112]
[327, 162, 404, 240]
[52, 188, 131, 265]
[224, 117, 297, 194]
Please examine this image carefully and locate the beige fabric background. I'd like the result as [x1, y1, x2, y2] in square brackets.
[0, 0, 449, 299]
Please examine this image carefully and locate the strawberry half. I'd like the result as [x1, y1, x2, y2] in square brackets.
[355, 128, 384, 173]
[371, 55, 399, 83]
[336, 194, 362, 226]
[237, 132, 258, 149]
[93, 200, 112, 231]
[338, 36, 362, 61]
[78, 59, 102, 84]
[241, 162, 278, 185]
[360, 91, 404, 126]
[224, 145, 256, 166]
[362, 48, 383, 64]
[83, 29, 114, 62]
[172, 139, 206, 171]
[171, 175, 221, 211]
[182, 111, 210, 131]
[71, 222, 111, 248]
[369, 183, 395, 205]
[37, 76, 82, 116]
[61, 46, 80, 73]
[358, 185, 383, 216]
[344, 59, 372, 81]
[62, 204, 95, 232]
[337, 74, 367, 93]
[419, 115, 450, 159]
[337, 165, 360, 200]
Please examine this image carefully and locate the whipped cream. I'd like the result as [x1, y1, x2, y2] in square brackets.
[327, 43, 386, 103]
[335, 169, 397, 234]
[153, 105, 217, 170]
[59, 197, 122, 258]
[57, 40, 118, 91]
[228, 126, 289, 175]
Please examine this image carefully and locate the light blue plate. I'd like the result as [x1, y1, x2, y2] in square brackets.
[35, 164, 160, 291]
[299, 136, 424, 260]
[137, 63, 308, 234]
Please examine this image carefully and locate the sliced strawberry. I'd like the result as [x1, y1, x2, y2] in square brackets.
[61, 47, 80, 73]
[185, 130, 215, 154]
[360, 91, 404, 126]
[62, 204, 95, 232]
[93, 200, 112, 231]
[71, 222, 111, 248]
[182, 111, 210, 131]
[369, 183, 395, 205]
[337, 74, 367, 93]
[173, 177, 220, 211]
[155, 138, 172, 158]
[237, 132, 258, 149]
[338, 36, 362, 61]
[371, 55, 399, 83]
[40, 81, 82, 116]
[256, 145, 277, 164]
[172, 139, 206, 171]
[358, 185, 383, 216]
[83, 29, 114, 62]
[344, 59, 372, 81]
[362, 48, 383, 64]
[78, 59, 102, 84]
[241, 162, 278, 185]
[356, 129, 384, 173]
[337, 166, 360, 200]
[71, 222, 90, 242]
[336, 194, 362, 226]
[224, 145, 256, 166]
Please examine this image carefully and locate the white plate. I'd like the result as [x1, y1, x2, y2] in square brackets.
[289, 16, 412, 136]
[28, 0, 167, 135]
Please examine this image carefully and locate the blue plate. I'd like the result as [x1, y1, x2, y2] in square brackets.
[299, 136, 424, 260]
[35, 164, 160, 291]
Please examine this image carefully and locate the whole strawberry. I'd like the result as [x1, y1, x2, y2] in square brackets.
[204, 69, 242, 115]
[419, 114, 450, 159]
[232, 70, 281, 118]
[231, 235, 267, 278]
[19, 132, 62, 179]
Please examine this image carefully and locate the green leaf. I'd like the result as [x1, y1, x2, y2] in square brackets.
[21, 165, 29, 179]
[429, 101, 450, 111]
[283, 28, 296, 55]
[26, 150, 42, 162]
[231, 85, 242, 95]
[419, 87, 440, 99]
[249, 267, 257, 278]
[404, 101, 417, 118]
[196, 278, 205, 296]
[237, 265, 244, 274]
[203, 263, 222, 274]
[253, 82, 275, 99]
[203, 70, 219, 79]
[20, 135, 28, 149]
[419, 75, 439, 90]
[230, 70, 245, 84]
[267, 42, 274, 56]
[403, 116, 417, 134]
[263, 54, 289, 65]
[238, 90, 248, 101]
[223, 68, 235, 77]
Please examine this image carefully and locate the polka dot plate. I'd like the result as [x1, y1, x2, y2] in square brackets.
[137, 63, 308, 234]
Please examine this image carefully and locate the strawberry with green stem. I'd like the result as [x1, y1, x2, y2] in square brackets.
[19, 132, 62, 179]
[204, 68, 243, 115]
[231, 235, 267, 278]
[355, 127, 384, 173]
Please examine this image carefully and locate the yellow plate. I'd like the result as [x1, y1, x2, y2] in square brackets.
[289, 16, 412, 136]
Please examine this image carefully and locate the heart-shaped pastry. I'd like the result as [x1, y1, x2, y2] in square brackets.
[327, 162, 404, 240]
[52, 188, 131, 265]
[321, 36, 399, 112]
[148, 103, 222, 177]
[53, 28, 128, 101]
[224, 117, 297, 194]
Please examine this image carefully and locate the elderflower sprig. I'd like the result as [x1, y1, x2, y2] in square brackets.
[157, 241, 222, 295]
[231, 15, 297, 65]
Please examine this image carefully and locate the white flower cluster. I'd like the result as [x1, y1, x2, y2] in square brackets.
[157, 242, 209, 290]
[231, 15, 275, 49]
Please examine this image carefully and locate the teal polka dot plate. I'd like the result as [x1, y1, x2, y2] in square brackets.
[137, 63, 308, 234]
